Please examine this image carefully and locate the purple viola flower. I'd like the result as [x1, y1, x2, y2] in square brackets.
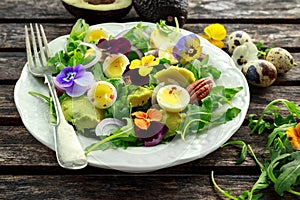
[55, 64, 94, 97]
[97, 38, 131, 56]
[172, 34, 202, 64]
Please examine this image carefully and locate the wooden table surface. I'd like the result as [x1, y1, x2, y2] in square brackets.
[1, 0, 300, 199]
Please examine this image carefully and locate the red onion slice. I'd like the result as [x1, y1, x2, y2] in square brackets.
[80, 42, 102, 69]
[95, 118, 125, 136]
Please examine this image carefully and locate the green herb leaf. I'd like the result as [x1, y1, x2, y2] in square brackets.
[85, 118, 136, 155]
[222, 140, 247, 164]
[186, 57, 221, 80]
[274, 151, 300, 196]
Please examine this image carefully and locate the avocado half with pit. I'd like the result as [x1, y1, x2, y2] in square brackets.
[62, 0, 132, 23]
[133, 0, 188, 27]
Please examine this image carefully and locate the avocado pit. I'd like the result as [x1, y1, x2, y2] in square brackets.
[84, 0, 115, 5]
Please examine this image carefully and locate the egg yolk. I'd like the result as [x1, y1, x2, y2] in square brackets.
[106, 57, 126, 77]
[93, 83, 114, 109]
[86, 30, 108, 43]
[160, 87, 181, 105]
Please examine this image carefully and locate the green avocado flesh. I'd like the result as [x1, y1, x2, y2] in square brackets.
[62, 0, 132, 23]
[61, 96, 104, 133]
[62, 0, 132, 11]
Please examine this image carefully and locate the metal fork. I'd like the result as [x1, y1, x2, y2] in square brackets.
[25, 24, 87, 169]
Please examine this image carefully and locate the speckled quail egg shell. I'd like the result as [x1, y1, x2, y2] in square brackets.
[227, 31, 252, 54]
[266, 47, 298, 74]
[242, 60, 277, 87]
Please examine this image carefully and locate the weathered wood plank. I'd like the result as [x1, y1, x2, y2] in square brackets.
[0, 174, 298, 200]
[0, 0, 299, 21]
[188, 0, 300, 21]
[0, 125, 262, 169]
[0, 23, 300, 49]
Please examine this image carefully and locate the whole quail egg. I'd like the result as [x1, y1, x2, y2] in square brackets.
[242, 60, 277, 87]
[266, 47, 298, 74]
[227, 31, 252, 54]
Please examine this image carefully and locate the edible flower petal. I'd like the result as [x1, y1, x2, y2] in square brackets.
[286, 122, 300, 150]
[172, 34, 202, 64]
[97, 38, 131, 56]
[201, 23, 226, 48]
[231, 42, 258, 70]
[55, 64, 94, 97]
[129, 55, 160, 76]
[132, 109, 163, 130]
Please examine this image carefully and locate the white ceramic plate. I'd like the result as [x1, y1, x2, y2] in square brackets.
[14, 22, 250, 172]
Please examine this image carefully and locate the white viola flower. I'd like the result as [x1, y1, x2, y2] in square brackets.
[231, 42, 258, 70]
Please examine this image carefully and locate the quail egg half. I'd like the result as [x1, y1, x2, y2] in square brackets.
[156, 84, 190, 112]
[87, 81, 117, 109]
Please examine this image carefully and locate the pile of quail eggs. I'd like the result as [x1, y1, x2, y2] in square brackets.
[226, 31, 298, 87]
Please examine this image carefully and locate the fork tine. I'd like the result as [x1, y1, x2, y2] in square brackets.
[25, 25, 34, 69]
[39, 24, 51, 59]
[35, 24, 47, 66]
[30, 23, 42, 68]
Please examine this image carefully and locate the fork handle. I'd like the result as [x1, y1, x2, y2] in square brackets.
[44, 74, 87, 169]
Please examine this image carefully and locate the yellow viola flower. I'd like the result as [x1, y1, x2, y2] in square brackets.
[201, 23, 226, 48]
[286, 122, 300, 150]
[129, 55, 160, 76]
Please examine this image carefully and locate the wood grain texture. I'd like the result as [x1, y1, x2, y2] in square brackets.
[0, 23, 300, 49]
[1, 0, 299, 22]
[0, 175, 299, 200]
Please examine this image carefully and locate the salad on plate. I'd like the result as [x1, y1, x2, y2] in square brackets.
[30, 18, 244, 156]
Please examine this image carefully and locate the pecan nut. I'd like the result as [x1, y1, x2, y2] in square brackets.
[186, 78, 213, 104]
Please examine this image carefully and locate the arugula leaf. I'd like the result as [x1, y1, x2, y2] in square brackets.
[267, 151, 300, 196]
[84, 118, 136, 155]
[177, 86, 242, 139]
[222, 140, 247, 164]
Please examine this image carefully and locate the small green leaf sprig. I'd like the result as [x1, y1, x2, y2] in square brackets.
[212, 99, 300, 199]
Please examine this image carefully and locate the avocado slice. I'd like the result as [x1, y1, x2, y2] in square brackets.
[133, 0, 188, 27]
[62, 0, 133, 23]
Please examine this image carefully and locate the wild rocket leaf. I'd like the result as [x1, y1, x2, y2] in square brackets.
[221, 140, 247, 164]
[274, 151, 300, 196]
[85, 118, 136, 155]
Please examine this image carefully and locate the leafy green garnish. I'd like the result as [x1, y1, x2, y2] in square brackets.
[46, 19, 90, 72]
[177, 86, 242, 139]
[122, 22, 152, 54]
[221, 140, 247, 164]
[212, 99, 300, 199]
[256, 41, 274, 59]
[84, 118, 137, 155]
[186, 56, 221, 80]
